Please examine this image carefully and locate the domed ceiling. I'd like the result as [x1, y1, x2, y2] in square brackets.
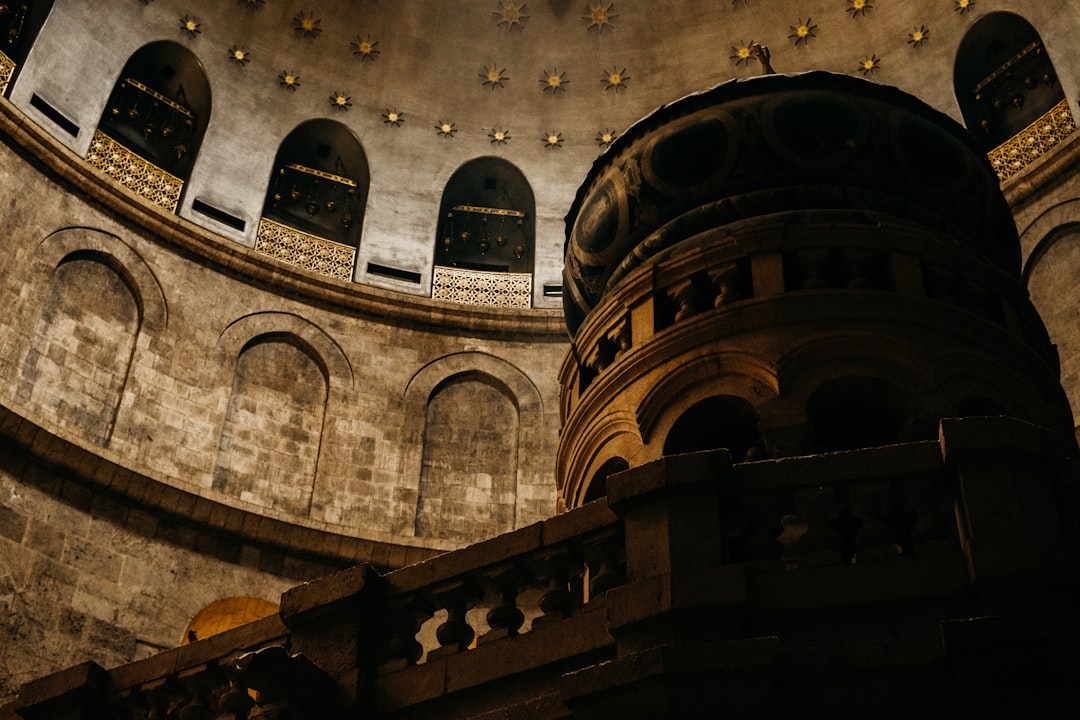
[8, 1, 1080, 308]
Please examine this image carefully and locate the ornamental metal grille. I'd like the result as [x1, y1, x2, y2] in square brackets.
[988, 98, 1076, 182]
[255, 218, 356, 282]
[432, 266, 532, 309]
[0, 50, 14, 95]
[85, 130, 183, 212]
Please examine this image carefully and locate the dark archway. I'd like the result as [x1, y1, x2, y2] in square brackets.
[807, 377, 911, 453]
[261, 119, 370, 249]
[436, 157, 535, 274]
[954, 12, 1067, 153]
[96, 41, 211, 185]
[663, 395, 761, 461]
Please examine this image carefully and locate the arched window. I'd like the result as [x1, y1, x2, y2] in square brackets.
[88, 41, 211, 212]
[255, 120, 369, 282]
[0, 1, 54, 97]
[663, 395, 762, 461]
[954, 12, 1073, 181]
[432, 158, 535, 308]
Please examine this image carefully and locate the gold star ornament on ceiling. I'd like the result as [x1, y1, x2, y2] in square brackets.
[847, 0, 872, 18]
[603, 67, 628, 92]
[330, 92, 352, 111]
[584, 3, 617, 33]
[731, 41, 756, 67]
[435, 121, 457, 138]
[489, 128, 511, 145]
[294, 11, 322, 38]
[908, 25, 929, 48]
[180, 15, 201, 38]
[596, 129, 617, 148]
[955, 0, 974, 14]
[544, 132, 564, 149]
[789, 18, 817, 46]
[382, 109, 404, 127]
[278, 70, 300, 90]
[494, 2, 529, 31]
[541, 69, 568, 94]
[481, 66, 509, 90]
[228, 46, 250, 66]
[351, 35, 380, 61]
[859, 54, 881, 76]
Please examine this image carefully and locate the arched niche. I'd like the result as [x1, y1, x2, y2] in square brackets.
[17, 252, 140, 447]
[414, 371, 519, 543]
[95, 41, 211, 189]
[436, 157, 535, 272]
[212, 334, 329, 517]
[954, 13, 1067, 154]
[583, 456, 628, 504]
[0, 1, 55, 97]
[260, 119, 369, 251]
[662, 395, 762, 461]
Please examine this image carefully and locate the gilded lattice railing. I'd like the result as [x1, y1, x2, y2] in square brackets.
[432, 266, 532, 309]
[255, 218, 356, 281]
[988, 98, 1076, 182]
[0, 50, 14, 95]
[84, 130, 184, 212]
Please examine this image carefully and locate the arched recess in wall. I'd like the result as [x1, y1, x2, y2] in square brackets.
[433, 157, 536, 309]
[212, 333, 329, 517]
[807, 376, 912, 453]
[1022, 224, 1080, 426]
[88, 41, 210, 213]
[0, 1, 55, 97]
[17, 252, 141, 447]
[954, 12, 1073, 180]
[255, 119, 369, 283]
[403, 352, 547, 543]
[415, 371, 520, 543]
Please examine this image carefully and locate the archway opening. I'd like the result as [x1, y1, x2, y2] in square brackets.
[663, 395, 761, 461]
[0, 1, 55, 97]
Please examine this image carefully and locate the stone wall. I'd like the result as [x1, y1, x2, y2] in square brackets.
[0, 460, 294, 702]
[0, 104, 564, 549]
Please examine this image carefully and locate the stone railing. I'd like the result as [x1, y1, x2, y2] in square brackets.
[5, 416, 1075, 717]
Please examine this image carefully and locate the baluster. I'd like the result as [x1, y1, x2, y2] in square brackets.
[737, 491, 784, 570]
[794, 486, 845, 566]
[480, 565, 526, 642]
[578, 529, 625, 600]
[844, 248, 879, 289]
[214, 679, 255, 720]
[667, 278, 708, 322]
[430, 580, 477, 657]
[708, 263, 745, 308]
[531, 546, 580, 626]
[851, 481, 899, 561]
[797, 248, 831, 290]
[607, 317, 632, 361]
[379, 596, 431, 671]
[906, 473, 957, 555]
[585, 337, 616, 375]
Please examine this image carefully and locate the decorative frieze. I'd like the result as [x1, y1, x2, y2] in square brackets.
[989, 98, 1076, 181]
[432, 266, 532, 308]
[255, 217, 357, 281]
[85, 130, 183, 212]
